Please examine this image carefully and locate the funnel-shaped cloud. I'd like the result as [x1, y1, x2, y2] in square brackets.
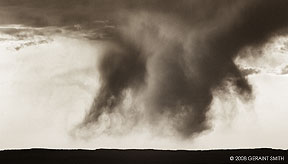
[77, 0, 288, 138]
[2, 0, 288, 138]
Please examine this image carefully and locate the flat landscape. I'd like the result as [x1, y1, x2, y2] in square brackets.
[0, 148, 287, 164]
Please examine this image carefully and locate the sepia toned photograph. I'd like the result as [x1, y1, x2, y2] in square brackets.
[0, 0, 287, 163]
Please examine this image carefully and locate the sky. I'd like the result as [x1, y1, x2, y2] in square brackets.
[0, 0, 288, 150]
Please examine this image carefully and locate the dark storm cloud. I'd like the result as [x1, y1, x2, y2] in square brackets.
[82, 0, 288, 137]
[80, 35, 147, 128]
[3, 0, 288, 137]
[0, 0, 123, 27]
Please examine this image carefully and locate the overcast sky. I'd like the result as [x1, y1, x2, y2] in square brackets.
[0, 0, 288, 150]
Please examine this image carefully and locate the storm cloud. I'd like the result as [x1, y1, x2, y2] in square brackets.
[80, 0, 288, 137]
[3, 0, 288, 138]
